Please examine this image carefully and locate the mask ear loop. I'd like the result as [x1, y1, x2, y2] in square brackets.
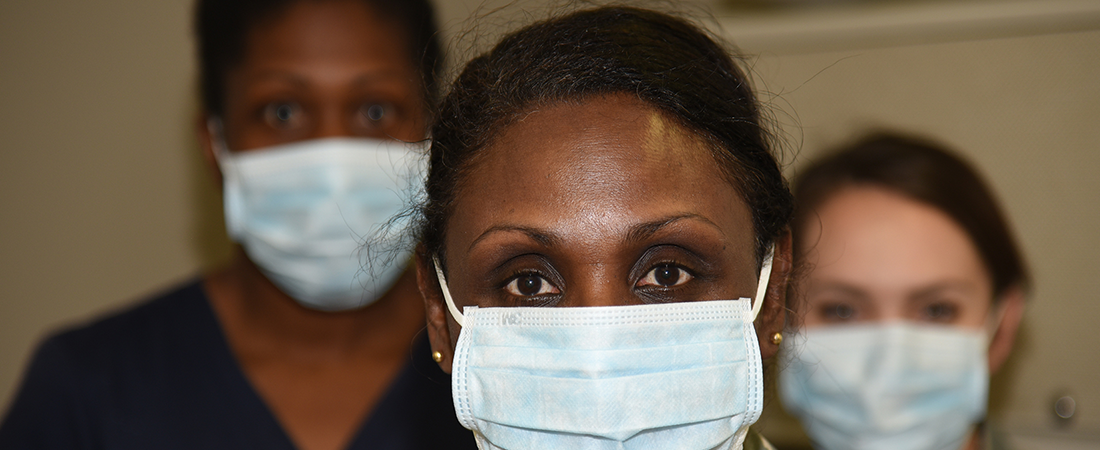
[433, 255, 466, 327]
[750, 244, 775, 322]
[207, 117, 248, 239]
[984, 298, 1010, 345]
[206, 118, 231, 162]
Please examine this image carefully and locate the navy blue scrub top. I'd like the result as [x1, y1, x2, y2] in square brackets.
[0, 280, 477, 450]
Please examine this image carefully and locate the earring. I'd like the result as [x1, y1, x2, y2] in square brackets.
[771, 332, 783, 346]
[432, 351, 443, 363]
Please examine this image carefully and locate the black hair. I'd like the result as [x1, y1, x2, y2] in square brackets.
[792, 132, 1030, 298]
[421, 6, 793, 268]
[195, 0, 442, 116]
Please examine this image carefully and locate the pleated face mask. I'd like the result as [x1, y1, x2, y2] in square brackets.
[213, 127, 425, 311]
[432, 247, 774, 450]
[778, 322, 990, 450]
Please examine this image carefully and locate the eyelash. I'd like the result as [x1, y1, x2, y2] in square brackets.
[635, 262, 695, 289]
[495, 253, 702, 306]
[500, 270, 561, 304]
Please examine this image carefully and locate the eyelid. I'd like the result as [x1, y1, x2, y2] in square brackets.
[635, 263, 695, 288]
[261, 101, 305, 130]
[819, 302, 859, 321]
[503, 272, 561, 295]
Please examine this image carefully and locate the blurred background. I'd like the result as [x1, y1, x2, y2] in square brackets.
[1, 0, 1097, 447]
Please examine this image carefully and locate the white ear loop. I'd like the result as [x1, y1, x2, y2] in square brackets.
[206, 118, 230, 161]
[435, 244, 775, 327]
[433, 255, 466, 327]
[750, 244, 775, 321]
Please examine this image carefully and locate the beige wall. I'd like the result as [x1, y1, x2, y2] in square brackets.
[1, 0, 1097, 446]
[0, 0, 229, 411]
[716, 2, 1100, 445]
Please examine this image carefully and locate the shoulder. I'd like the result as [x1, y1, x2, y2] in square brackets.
[25, 278, 209, 377]
[0, 278, 217, 449]
[348, 333, 479, 450]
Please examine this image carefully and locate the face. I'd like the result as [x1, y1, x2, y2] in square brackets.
[211, 0, 425, 151]
[420, 94, 790, 370]
[799, 186, 995, 329]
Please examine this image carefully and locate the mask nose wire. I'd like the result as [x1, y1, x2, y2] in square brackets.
[750, 244, 776, 322]
[433, 255, 466, 327]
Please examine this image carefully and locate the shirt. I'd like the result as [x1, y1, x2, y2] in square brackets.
[0, 280, 478, 450]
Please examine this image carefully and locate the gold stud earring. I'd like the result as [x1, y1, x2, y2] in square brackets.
[432, 351, 443, 363]
[771, 332, 783, 346]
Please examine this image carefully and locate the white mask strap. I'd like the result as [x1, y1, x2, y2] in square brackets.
[984, 299, 1011, 343]
[206, 118, 231, 161]
[437, 245, 774, 327]
[750, 244, 776, 322]
[433, 255, 466, 327]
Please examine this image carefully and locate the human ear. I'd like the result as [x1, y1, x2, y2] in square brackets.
[988, 285, 1026, 374]
[756, 230, 792, 360]
[416, 245, 455, 373]
[195, 113, 224, 186]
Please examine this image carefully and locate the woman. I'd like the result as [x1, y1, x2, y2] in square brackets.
[413, 7, 794, 450]
[779, 133, 1028, 450]
[0, 1, 476, 449]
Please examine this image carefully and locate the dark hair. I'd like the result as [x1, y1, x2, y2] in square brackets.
[791, 132, 1030, 298]
[421, 6, 792, 267]
[195, 0, 442, 116]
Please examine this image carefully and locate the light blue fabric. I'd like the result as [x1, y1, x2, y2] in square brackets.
[217, 137, 425, 311]
[452, 299, 764, 450]
[779, 323, 988, 450]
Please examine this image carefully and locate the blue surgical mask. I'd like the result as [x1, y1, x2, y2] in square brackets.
[778, 323, 989, 450]
[432, 247, 775, 450]
[213, 128, 425, 311]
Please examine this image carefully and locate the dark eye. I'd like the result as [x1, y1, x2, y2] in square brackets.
[361, 103, 388, 123]
[263, 102, 302, 129]
[637, 264, 693, 288]
[921, 303, 958, 323]
[504, 274, 559, 297]
[821, 303, 857, 322]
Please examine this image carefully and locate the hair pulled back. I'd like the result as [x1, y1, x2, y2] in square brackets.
[195, 0, 442, 116]
[792, 133, 1030, 298]
[422, 6, 792, 266]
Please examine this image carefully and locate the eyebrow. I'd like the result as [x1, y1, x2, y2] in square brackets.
[624, 213, 723, 244]
[245, 70, 408, 89]
[468, 225, 563, 252]
[909, 281, 977, 300]
[468, 213, 722, 253]
[352, 71, 412, 87]
[807, 282, 870, 302]
[248, 71, 308, 87]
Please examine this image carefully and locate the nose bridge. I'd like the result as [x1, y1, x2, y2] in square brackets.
[566, 261, 639, 307]
[312, 100, 353, 139]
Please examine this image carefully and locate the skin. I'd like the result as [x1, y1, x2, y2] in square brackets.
[416, 93, 792, 373]
[797, 186, 1025, 450]
[195, 2, 428, 450]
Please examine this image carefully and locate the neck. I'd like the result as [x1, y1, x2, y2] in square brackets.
[962, 425, 982, 450]
[205, 248, 426, 358]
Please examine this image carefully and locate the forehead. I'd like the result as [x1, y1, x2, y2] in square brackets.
[806, 186, 990, 290]
[449, 93, 749, 246]
[241, 0, 410, 71]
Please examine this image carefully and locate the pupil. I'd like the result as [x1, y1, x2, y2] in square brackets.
[655, 265, 679, 286]
[275, 105, 293, 122]
[366, 104, 385, 121]
[518, 276, 542, 296]
[835, 305, 853, 320]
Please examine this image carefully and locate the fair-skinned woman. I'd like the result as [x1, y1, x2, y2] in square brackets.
[413, 7, 794, 449]
[780, 133, 1028, 450]
[0, 1, 476, 450]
